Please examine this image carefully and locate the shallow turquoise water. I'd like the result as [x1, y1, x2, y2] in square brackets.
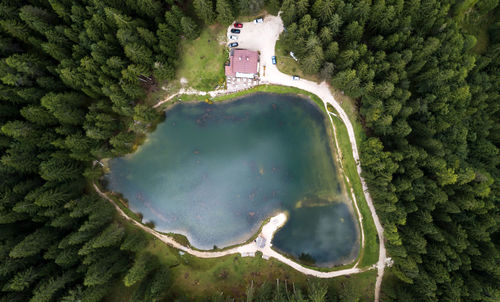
[105, 93, 358, 266]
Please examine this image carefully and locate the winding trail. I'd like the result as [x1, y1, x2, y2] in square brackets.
[104, 15, 387, 302]
[94, 183, 369, 278]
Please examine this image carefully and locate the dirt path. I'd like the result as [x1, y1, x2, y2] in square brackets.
[153, 88, 226, 108]
[94, 183, 371, 277]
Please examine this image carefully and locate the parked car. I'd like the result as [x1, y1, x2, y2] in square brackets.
[254, 17, 264, 23]
[234, 22, 243, 28]
[292, 75, 300, 80]
[271, 56, 277, 64]
[229, 35, 238, 40]
[228, 42, 239, 48]
[230, 29, 240, 34]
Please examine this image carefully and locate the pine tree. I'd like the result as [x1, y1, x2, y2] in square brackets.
[39, 154, 82, 182]
[40, 92, 86, 126]
[19, 5, 56, 35]
[216, 0, 234, 25]
[110, 132, 136, 155]
[266, 0, 281, 15]
[20, 106, 58, 126]
[123, 252, 157, 287]
[9, 228, 58, 258]
[30, 271, 78, 302]
[280, 0, 297, 26]
[143, 267, 171, 301]
[0, 19, 31, 41]
[181, 17, 199, 39]
[193, 0, 215, 24]
[124, 43, 154, 66]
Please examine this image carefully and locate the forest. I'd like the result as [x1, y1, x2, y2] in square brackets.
[0, 0, 498, 301]
[278, 0, 500, 300]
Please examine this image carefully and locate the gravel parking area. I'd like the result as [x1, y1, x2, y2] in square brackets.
[226, 15, 284, 80]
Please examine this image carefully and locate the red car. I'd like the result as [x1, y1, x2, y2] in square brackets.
[234, 22, 243, 28]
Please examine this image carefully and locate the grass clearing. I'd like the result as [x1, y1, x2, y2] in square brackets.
[461, 13, 492, 54]
[327, 87, 377, 267]
[275, 39, 320, 83]
[143, 25, 227, 106]
[328, 109, 379, 267]
[456, 7, 494, 54]
[176, 25, 227, 91]
[330, 87, 367, 145]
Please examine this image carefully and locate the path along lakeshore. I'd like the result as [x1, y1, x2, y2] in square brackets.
[112, 14, 387, 302]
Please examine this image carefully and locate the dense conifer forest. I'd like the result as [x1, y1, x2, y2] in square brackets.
[0, 0, 498, 301]
[278, 0, 500, 300]
[0, 0, 183, 301]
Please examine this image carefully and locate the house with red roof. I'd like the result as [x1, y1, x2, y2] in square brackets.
[225, 49, 259, 79]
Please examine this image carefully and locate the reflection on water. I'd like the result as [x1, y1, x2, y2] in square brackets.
[273, 203, 358, 267]
[106, 93, 358, 266]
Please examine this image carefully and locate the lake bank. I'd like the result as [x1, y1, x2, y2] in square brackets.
[105, 93, 359, 266]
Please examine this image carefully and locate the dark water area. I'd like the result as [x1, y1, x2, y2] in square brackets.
[105, 93, 358, 266]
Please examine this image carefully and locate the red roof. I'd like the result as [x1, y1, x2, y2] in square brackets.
[225, 49, 259, 77]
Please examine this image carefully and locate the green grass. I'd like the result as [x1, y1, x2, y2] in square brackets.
[176, 25, 227, 91]
[330, 87, 367, 145]
[327, 86, 377, 268]
[379, 268, 400, 301]
[455, 5, 495, 54]
[328, 110, 379, 267]
[461, 13, 493, 54]
[102, 189, 143, 222]
[274, 39, 320, 83]
[143, 25, 228, 107]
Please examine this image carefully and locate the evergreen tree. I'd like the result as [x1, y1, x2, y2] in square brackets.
[193, 0, 215, 24]
[216, 0, 234, 26]
[266, 0, 281, 15]
[9, 228, 58, 258]
[180, 16, 199, 39]
[123, 252, 157, 287]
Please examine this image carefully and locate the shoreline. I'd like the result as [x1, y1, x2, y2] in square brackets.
[101, 92, 361, 269]
[95, 180, 371, 276]
[93, 14, 385, 299]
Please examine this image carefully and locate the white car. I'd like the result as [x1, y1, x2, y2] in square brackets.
[292, 75, 300, 80]
[254, 17, 264, 23]
[229, 35, 238, 40]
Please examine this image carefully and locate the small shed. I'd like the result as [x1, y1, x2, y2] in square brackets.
[255, 236, 266, 248]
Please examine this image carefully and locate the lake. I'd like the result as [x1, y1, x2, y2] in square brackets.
[105, 92, 359, 266]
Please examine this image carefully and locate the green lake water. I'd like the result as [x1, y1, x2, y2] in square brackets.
[105, 93, 359, 266]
